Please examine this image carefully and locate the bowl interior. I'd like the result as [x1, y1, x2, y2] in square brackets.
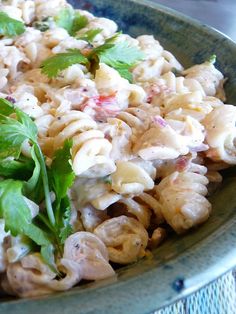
[1, 1, 236, 313]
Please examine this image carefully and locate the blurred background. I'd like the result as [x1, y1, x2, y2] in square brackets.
[154, 0, 236, 42]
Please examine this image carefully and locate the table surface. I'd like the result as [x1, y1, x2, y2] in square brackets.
[153, 0, 236, 42]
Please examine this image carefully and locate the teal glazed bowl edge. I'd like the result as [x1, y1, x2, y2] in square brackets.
[1, 1, 236, 313]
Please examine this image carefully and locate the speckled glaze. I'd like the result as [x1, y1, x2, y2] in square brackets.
[1, 1, 236, 313]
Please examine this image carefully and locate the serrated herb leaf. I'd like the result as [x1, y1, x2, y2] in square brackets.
[55, 8, 88, 36]
[0, 179, 56, 271]
[95, 40, 144, 66]
[40, 50, 88, 78]
[0, 104, 37, 159]
[0, 11, 25, 37]
[49, 140, 75, 244]
[23, 145, 41, 194]
[40, 244, 57, 273]
[77, 28, 102, 43]
[71, 11, 88, 36]
[0, 180, 32, 236]
[0, 156, 34, 180]
[112, 63, 133, 82]
[89, 35, 144, 82]
[50, 139, 75, 200]
[0, 98, 55, 226]
[57, 196, 73, 244]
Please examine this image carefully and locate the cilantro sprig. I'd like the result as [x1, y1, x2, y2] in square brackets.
[77, 28, 102, 43]
[0, 98, 75, 270]
[0, 11, 25, 37]
[40, 33, 144, 82]
[41, 49, 88, 78]
[55, 8, 88, 36]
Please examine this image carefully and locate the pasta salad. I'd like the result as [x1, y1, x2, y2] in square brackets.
[0, 0, 235, 298]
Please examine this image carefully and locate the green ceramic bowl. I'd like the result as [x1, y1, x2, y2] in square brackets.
[1, 1, 236, 313]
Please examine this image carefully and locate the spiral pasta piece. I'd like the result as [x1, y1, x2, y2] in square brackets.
[100, 117, 133, 160]
[133, 123, 189, 160]
[10, 84, 44, 119]
[79, 205, 109, 232]
[132, 35, 183, 82]
[77, 17, 118, 45]
[111, 160, 154, 194]
[156, 171, 211, 234]
[94, 216, 148, 264]
[35, 0, 70, 20]
[63, 232, 115, 280]
[4, 253, 56, 297]
[47, 111, 116, 176]
[163, 92, 223, 121]
[202, 105, 236, 164]
[182, 61, 225, 100]
[95, 63, 146, 111]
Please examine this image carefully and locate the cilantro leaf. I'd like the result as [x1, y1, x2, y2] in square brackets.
[0, 180, 32, 235]
[55, 8, 74, 33]
[95, 40, 144, 67]
[50, 139, 75, 201]
[23, 145, 41, 194]
[0, 103, 37, 159]
[112, 63, 133, 82]
[89, 36, 144, 82]
[40, 244, 57, 272]
[49, 140, 75, 243]
[0, 155, 34, 180]
[0, 98, 55, 226]
[0, 98, 15, 116]
[40, 50, 88, 78]
[55, 8, 88, 36]
[71, 11, 88, 36]
[77, 28, 102, 43]
[0, 11, 25, 37]
[57, 196, 73, 244]
[0, 179, 56, 271]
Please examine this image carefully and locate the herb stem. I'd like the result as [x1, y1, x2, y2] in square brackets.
[38, 213, 55, 232]
[34, 143, 55, 226]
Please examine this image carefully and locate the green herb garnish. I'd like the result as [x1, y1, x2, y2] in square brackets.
[77, 28, 102, 43]
[0, 11, 25, 37]
[55, 8, 88, 36]
[0, 98, 76, 271]
[40, 49, 88, 78]
[40, 33, 144, 82]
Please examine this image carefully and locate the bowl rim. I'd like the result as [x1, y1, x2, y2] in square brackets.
[1, 1, 236, 313]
